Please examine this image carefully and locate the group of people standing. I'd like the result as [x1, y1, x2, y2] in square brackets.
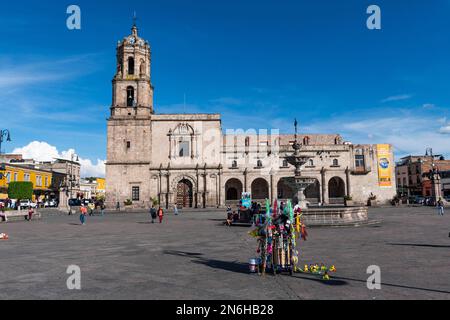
[149, 204, 180, 223]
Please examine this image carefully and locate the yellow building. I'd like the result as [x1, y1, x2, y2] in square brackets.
[0, 163, 53, 201]
[96, 178, 106, 194]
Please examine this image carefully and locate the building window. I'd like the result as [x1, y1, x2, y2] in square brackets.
[303, 136, 310, 145]
[6, 172, 11, 183]
[127, 86, 135, 107]
[14, 172, 18, 181]
[128, 57, 135, 75]
[179, 141, 190, 157]
[24, 173, 30, 181]
[308, 159, 314, 166]
[332, 159, 339, 166]
[232, 160, 238, 168]
[132, 186, 140, 201]
[126, 141, 131, 149]
[36, 176, 41, 187]
[245, 137, 250, 147]
[403, 178, 407, 186]
[45, 177, 48, 187]
[283, 159, 288, 167]
[257, 160, 263, 168]
[355, 155, 365, 168]
[398, 178, 401, 186]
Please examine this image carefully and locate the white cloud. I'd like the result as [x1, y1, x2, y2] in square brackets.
[12, 141, 105, 178]
[301, 112, 450, 160]
[381, 94, 412, 103]
[439, 124, 450, 134]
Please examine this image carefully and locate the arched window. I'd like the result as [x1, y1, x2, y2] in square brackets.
[257, 160, 263, 168]
[303, 136, 310, 145]
[127, 86, 135, 107]
[332, 159, 339, 166]
[179, 141, 190, 157]
[245, 137, 250, 147]
[283, 159, 288, 167]
[128, 57, 135, 75]
[232, 160, 238, 168]
[309, 159, 314, 166]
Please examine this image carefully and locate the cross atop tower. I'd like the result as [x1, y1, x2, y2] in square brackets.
[132, 11, 137, 27]
[131, 11, 138, 36]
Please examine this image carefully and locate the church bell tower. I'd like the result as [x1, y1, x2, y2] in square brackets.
[106, 23, 154, 209]
[110, 23, 154, 118]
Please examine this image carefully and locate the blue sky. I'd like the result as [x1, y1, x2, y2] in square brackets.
[1, 0, 450, 176]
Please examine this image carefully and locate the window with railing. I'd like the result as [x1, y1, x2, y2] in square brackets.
[132, 186, 140, 201]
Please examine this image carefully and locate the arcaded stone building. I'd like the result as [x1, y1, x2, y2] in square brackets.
[106, 25, 397, 209]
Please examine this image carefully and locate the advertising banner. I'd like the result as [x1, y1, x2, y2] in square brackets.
[377, 144, 392, 187]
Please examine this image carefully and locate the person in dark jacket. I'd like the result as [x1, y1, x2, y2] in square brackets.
[150, 205, 157, 223]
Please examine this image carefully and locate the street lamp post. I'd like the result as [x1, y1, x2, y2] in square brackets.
[0, 129, 12, 154]
[67, 153, 79, 215]
[69, 153, 79, 199]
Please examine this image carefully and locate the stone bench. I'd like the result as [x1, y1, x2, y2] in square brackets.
[0, 210, 42, 223]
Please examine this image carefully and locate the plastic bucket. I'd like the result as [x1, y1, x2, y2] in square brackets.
[249, 259, 257, 273]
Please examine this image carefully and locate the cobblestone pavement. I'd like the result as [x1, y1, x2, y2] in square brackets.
[0, 206, 449, 300]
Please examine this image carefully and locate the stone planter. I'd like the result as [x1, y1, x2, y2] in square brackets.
[345, 200, 355, 207]
[367, 199, 378, 207]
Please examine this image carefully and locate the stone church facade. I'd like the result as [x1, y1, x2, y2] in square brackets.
[106, 25, 396, 209]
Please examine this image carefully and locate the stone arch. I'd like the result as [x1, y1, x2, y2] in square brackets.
[277, 177, 296, 201]
[305, 179, 321, 204]
[225, 178, 243, 201]
[128, 56, 135, 75]
[126, 86, 135, 107]
[328, 176, 345, 203]
[170, 174, 197, 192]
[251, 178, 269, 201]
[176, 179, 194, 208]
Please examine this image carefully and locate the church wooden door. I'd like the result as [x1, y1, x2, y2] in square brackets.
[176, 179, 193, 208]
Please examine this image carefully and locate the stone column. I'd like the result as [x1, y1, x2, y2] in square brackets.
[195, 166, 200, 208]
[243, 168, 248, 192]
[218, 165, 223, 207]
[203, 173, 207, 208]
[345, 167, 351, 197]
[321, 168, 329, 205]
[166, 172, 171, 209]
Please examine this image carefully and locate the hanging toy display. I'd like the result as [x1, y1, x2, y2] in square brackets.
[248, 199, 335, 280]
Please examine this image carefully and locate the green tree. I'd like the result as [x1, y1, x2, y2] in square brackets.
[8, 181, 33, 200]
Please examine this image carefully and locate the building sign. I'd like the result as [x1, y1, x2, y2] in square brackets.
[377, 144, 392, 187]
[241, 192, 251, 208]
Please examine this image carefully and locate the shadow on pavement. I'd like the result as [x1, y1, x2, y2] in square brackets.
[164, 250, 204, 257]
[331, 275, 450, 295]
[292, 274, 349, 286]
[164, 250, 248, 274]
[387, 243, 450, 248]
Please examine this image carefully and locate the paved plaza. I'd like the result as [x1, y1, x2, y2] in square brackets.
[1, 206, 449, 300]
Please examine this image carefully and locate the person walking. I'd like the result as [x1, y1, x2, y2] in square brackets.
[158, 207, 164, 223]
[80, 204, 88, 225]
[27, 206, 34, 221]
[100, 203, 105, 216]
[150, 205, 157, 223]
[437, 198, 444, 216]
[174, 204, 179, 216]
